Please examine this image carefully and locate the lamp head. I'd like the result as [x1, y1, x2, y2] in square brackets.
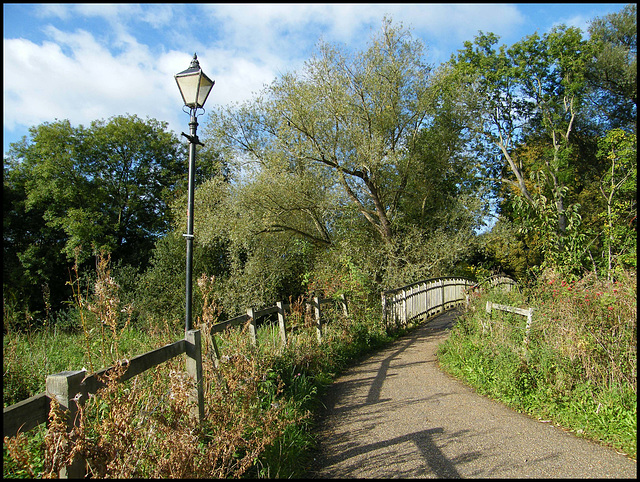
[175, 53, 214, 110]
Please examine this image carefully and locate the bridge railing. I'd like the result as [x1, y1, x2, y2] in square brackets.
[381, 277, 474, 330]
[381, 275, 518, 330]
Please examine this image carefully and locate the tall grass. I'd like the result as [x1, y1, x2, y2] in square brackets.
[437, 269, 637, 459]
[3, 257, 394, 478]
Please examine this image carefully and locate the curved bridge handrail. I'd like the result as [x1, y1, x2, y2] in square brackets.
[381, 275, 518, 331]
[381, 276, 475, 330]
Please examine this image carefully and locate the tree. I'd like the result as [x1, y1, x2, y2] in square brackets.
[596, 129, 637, 278]
[453, 26, 592, 234]
[3, 115, 185, 319]
[205, 18, 433, 245]
[586, 4, 637, 131]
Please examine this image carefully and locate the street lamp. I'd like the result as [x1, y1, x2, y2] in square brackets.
[175, 53, 214, 332]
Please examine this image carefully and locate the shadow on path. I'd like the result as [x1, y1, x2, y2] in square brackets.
[307, 308, 637, 479]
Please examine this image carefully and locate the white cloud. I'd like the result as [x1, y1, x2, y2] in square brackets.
[3, 2, 577, 154]
[2, 15, 285, 145]
[405, 3, 524, 38]
[3, 28, 175, 133]
[551, 14, 592, 34]
[139, 4, 176, 29]
[33, 3, 73, 20]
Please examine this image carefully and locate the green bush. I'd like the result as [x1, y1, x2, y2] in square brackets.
[438, 269, 637, 458]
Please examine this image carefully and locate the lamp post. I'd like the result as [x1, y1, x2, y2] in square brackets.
[175, 53, 215, 332]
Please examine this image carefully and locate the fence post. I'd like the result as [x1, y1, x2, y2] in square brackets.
[185, 329, 205, 424]
[46, 370, 86, 479]
[246, 307, 258, 347]
[313, 296, 322, 343]
[339, 293, 349, 318]
[402, 289, 407, 326]
[523, 308, 534, 351]
[208, 330, 222, 369]
[381, 291, 387, 330]
[276, 301, 287, 348]
[440, 279, 446, 312]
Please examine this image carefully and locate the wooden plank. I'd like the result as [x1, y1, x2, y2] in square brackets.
[46, 371, 87, 478]
[254, 305, 279, 319]
[313, 296, 322, 342]
[210, 314, 249, 334]
[3, 392, 50, 438]
[247, 307, 258, 346]
[82, 340, 187, 394]
[277, 301, 287, 347]
[185, 330, 204, 423]
[487, 302, 532, 317]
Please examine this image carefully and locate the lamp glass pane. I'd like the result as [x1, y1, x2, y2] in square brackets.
[176, 73, 201, 107]
[196, 75, 214, 107]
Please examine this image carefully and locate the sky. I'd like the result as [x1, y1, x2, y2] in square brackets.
[3, 3, 629, 158]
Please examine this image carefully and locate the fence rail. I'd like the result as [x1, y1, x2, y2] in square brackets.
[485, 301, 534, 349]
[4, 275, 516, 477]
[208, 295, 348, 362]
[3, 332, 202, 478]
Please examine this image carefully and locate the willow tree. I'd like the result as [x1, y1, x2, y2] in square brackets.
[205, 18, 433, 245]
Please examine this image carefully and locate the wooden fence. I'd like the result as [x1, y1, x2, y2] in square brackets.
[6, 275, 521, 477]
[3, 330, 203, 478]
[470, 274, 518, 293]
[208, 294, 348, 356]
[485, 301, 535, 351]
[3, 294, 347, 478]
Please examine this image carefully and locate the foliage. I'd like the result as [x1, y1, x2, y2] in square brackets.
[586, 4, 637, 131]
[3, 115, 186, 323]
[205, 18, 435, 245]
[447, 6, 637, 279]
[438, 269, 637, 458]
[2, 5, 637, 475]
[595, 128, 637, 277]
[3, 256, 394, 479]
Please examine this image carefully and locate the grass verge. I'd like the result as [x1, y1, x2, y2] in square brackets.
[437, 270, 637, 459]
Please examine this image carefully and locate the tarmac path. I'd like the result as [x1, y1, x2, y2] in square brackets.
[307, 309, 637, 478]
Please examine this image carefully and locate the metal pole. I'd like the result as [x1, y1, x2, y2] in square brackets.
[184, 113, 198, 333]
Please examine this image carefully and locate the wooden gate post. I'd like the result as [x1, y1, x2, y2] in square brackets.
[185, 330, 204, 424]
[246, 307, 258, 347]
[381, 291, 388, 329]
[339, 293, 349, 318]
[313, 296, 322, 343]
[46, 370, 87, 479]
[276, 301, 287, 348]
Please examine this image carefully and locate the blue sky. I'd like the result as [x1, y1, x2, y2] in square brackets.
[3, 3, 629, 158]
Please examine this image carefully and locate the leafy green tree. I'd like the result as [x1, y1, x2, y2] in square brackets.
[3, 115, 185, 320]
[205, 18, 433, 245]
[450, 24, 621, 278]
[586, 4, 637, 131]
[399, 64, 490, 230]
[198, 19, 488, 301]
[596, 129, 637, 278]
[453, 26, 591, 234]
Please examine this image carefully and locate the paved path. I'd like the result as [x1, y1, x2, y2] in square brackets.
[307, 309, 636, 478]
